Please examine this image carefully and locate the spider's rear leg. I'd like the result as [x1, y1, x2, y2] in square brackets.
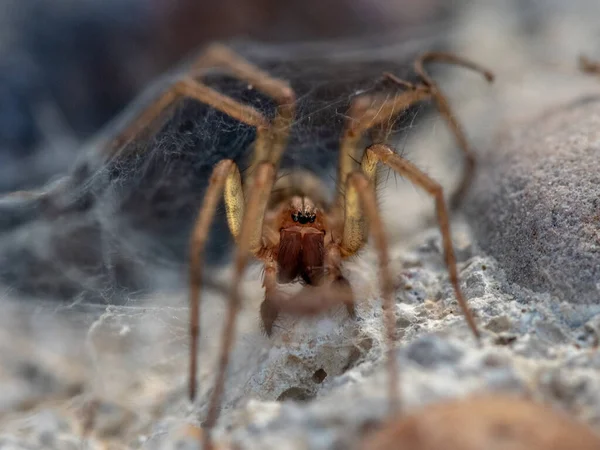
[336, 53, 494, 211]
[108, 44, 295, 169]
[411, 52, 494, 208]
[190, 44, 296, 171]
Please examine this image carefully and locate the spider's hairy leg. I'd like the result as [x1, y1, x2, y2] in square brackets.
[580, 55, 600, 75]
[364, 143, 480, 340]
[412, 52, 495, 209]
[340, 171, 399, 413]
[413, 52, 495, 87]
[336, 89, 433, 210]
[109, 87, 180, 154]
[108, 77, 270, 159]
[190, 44, 296, 172]
[188, 159, 243, 402]
[203, 162, 276, 449]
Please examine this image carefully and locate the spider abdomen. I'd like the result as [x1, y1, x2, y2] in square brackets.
[277, 227, 324, 285]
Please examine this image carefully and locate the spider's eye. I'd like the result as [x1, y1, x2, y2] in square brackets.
[292, 213, 299, 222]
[309, 215, 316, 223]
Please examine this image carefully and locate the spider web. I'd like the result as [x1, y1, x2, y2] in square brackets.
[0, 35, 455, 301]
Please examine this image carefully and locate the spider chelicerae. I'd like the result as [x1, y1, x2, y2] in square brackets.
[106, 43, 494, 447]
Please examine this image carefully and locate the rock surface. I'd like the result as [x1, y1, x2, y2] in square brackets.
[1, 223, 600, 449]
[466, 96, 600, 304]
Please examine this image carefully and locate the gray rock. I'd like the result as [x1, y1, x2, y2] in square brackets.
[466, 96, 600, 304]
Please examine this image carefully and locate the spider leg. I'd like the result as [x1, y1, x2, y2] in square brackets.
[202, 162, 276, 449]
[109, 44, 295, 170]
[412, 52, 494, 208]
[336, 53, 493, 211]
[165, 47, 294, 447]
[188, 159, 243, 402]
[190, 44, 296, 169]
[183, 52, 293, 403]
[413, 52, 495, 88]
[361, 143, 480, 340]
[342, 171, 399, 413]
[108, 77, 270, 159]
[336, 89, 433, 210]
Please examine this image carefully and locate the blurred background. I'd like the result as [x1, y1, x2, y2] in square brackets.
[2, 0, 599, 192]
[0, 0, 453, 192]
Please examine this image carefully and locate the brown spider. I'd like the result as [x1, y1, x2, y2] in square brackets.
[107, 44, 494, 447]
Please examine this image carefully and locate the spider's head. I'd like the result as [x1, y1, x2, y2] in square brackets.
[289, 196, 317, 225]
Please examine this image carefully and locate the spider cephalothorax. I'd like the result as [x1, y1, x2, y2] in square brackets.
[104, 43, 494, 447]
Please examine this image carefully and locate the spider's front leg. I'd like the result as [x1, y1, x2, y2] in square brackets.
[188, 159, 276, 449]
[202, 162, 276, 447]
[334, 143, 482, 412]
[188, 159, 244, 402]
[357, 143, 480, 340]
[342, 118, 482, 341]
[337, 169, 399, 412]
